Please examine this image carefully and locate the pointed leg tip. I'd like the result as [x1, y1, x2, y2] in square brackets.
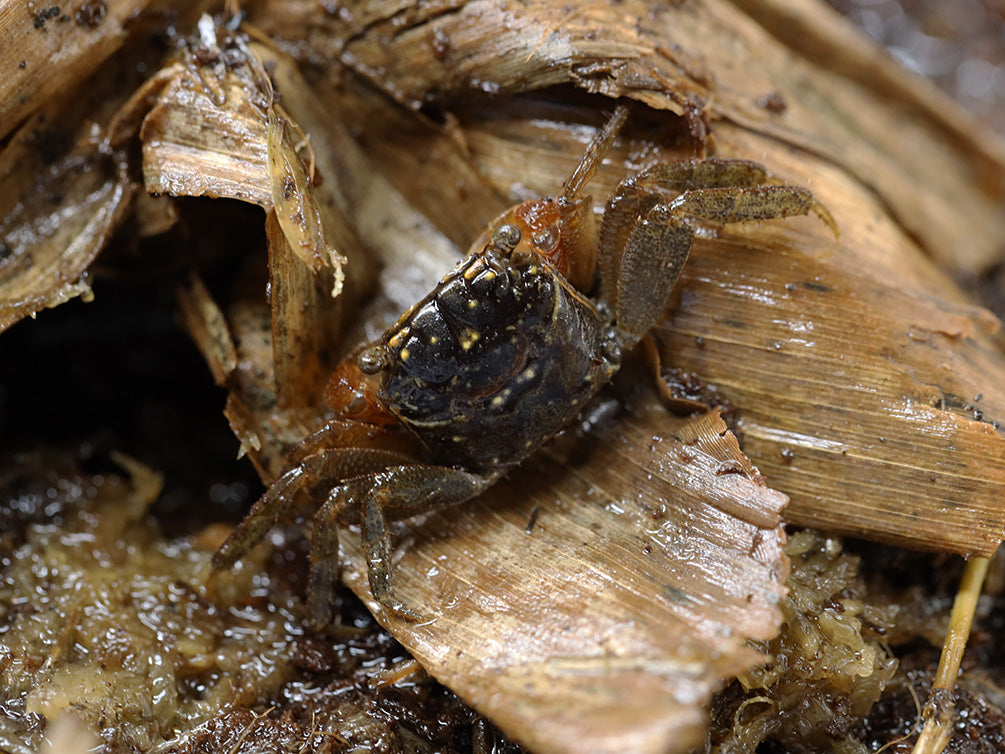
[308, 608, 334, 631]
[812, 201, 840, 238]
[380, 599, 428, 623]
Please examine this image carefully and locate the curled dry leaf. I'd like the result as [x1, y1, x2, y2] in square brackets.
[339, 404, 789, 754]
[0, 62, 134, 333]
[0, 0, 218, 333]
[0, 0, 211, 332]
[137, 20, 375, 408]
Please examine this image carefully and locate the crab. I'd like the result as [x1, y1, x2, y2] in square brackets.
[213, 103, 835, 624]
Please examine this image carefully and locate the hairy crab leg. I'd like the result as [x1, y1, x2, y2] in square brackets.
[212, 447, 413, 570]
[668, 185, 832, 229]
[309, 465, 498, 624]
[611, 183, 833, 342]
[561, 103, 628, 201]
[599, 159, 836, 309]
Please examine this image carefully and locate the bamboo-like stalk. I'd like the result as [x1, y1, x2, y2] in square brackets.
[912, 556, 992, 754]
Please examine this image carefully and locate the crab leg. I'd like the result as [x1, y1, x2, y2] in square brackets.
[668, 185, 830, 228]
[212, 447, 413, 570]
[287, 418, 418, 464]
[602, 161, 835, 343]
[309, 465, 497, 624]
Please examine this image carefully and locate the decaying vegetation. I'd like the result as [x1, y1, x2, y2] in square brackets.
[2, 1, 1004, 753]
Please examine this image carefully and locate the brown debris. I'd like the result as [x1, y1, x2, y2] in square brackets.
[0, 4, 208, 332]
[0, 106, 132, 331]
[0, 0, 166, 139]
[260, 0, 1005, 278]
[0, 451, 514, 754]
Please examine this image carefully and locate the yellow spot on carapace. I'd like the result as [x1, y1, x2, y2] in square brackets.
[459, 328, 481, 351]
[399, 348, 411, 361]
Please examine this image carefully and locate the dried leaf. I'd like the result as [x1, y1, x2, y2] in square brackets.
[260, 0, 1005, 278]
[658, 226, 1005, 557]
[0, 0, 157, 140]
[340, 405, 788, 754]
[0, 91, 133, 332]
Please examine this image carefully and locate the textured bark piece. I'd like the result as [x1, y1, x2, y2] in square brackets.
[657, 227, 1005, 556]
[259, 0, 1005, 277]
[138, 30, 273, 206]
[0, 0, 157, 140]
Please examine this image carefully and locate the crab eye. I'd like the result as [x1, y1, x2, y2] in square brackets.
[532, 224, 559, 253]
[358, 345, 391, 374]
[490, 224, 521, 255]
[344, 393, 368, 415]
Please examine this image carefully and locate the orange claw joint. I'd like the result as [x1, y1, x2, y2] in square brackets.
[325, 350, 398, 425]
